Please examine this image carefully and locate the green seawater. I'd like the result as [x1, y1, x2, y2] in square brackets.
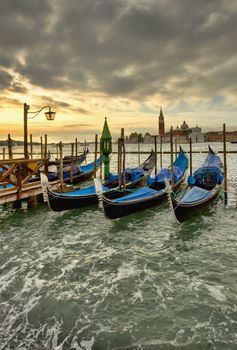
[0, 143, 237, 349]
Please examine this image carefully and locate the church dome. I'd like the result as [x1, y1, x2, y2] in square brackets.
[181, 120, 189, 130]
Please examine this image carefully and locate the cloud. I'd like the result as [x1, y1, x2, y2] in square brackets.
[0, 0, 237, 134]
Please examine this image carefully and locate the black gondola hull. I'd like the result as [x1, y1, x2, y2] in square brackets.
[46, 150, 156, 211]
[47, 176, 150, 212]
[171, 185, 222, 223]
[48, 190, 99, 211]
[102, 192, 166, 219]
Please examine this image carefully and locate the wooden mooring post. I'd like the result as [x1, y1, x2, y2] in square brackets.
[154, 135, 157, 176]
[44, 134, 47, 159]
[75, 138, 78, 163]
[175, 138, 178, 159]
[59, 141, 64, 191]
[223, 123, 227, 205]
[122, 130, 126, 192]
[189, 137, 192, 177]
[137, 138, 140, 165]
[70, 142, 74, 183]
[170, 127, 174, 189]
[93, 134, 98, 178]
[160, 135, 163, 169]
[30, 134, 33, 159]
[8, 134, 13, 159]
[40, 137, 43, 158]
[56, 143, 59, 160]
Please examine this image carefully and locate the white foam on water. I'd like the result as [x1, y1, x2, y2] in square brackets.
[70, 340, 84, 350]
[205, 284, 227, 303]
[112, 263, 137, 283]
[132, 290, 143, 303]
[188, 277, 203, 291]
[0, 265, 24, 293]
[80, 336, 95, 350]
[59, 259, 78, 277]
[23, 295, 41, 314]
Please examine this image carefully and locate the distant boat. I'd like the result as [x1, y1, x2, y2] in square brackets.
[230, 141, 237, 144]
[167, 146, 224, 223]
[48, 148, 89, 166]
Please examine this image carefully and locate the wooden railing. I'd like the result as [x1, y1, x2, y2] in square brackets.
[0, 158, 48, 182]
[0, 158, 49, 200]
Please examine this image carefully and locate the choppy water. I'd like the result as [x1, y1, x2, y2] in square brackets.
[0, 143, 237, 349]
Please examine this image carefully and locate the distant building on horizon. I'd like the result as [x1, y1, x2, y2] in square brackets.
[158, 107, 165, 136]
[204, 131, 237, 142]
[158, 108, 204, 143]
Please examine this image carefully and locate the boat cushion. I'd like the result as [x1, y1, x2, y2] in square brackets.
[56, 184, 109, 197]
[112, 187, 163, 203]
[179, 186, 212, 204]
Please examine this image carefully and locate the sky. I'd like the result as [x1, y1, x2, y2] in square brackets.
[0, 0, 237, 142]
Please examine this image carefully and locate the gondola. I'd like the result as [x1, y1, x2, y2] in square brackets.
[167, 146, 224, 223]
[95, 148, 188, 220]
[41, 150, 156, 211]
[48, 156, 103, 184]
[48, 148, 89, 166]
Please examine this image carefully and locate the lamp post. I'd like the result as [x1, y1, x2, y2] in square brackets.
[23, 103, 56, 159]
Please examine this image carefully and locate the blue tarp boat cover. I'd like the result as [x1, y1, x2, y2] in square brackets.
[188, 166, 223, 186]
[201, 150, 223, 168]
[148, 151, 188, 185]
[0, 165, 9, 174]
[108, 167, 145, 183]
[113, 187, 164, 203]
[179, 186, 212, 204]
[0, 183, 15, 189]
[188, 151, 223, 187]
[48, 157, 103, 180]
[80, 157, 102, 173]
[56, 184, 109, 197]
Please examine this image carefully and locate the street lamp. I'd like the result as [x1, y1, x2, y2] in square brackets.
[23, 102, 56, 159]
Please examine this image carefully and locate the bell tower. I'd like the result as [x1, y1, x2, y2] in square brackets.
[159, 107, 165, 135]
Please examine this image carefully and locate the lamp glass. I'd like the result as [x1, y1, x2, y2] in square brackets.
[45, 111, 56, 121]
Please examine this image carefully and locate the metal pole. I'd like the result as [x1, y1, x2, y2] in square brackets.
[24, 103, 29, 159]
[223, 123, 227, 205]
[3, 147, 5, 160]
[189, 137, 192, 177]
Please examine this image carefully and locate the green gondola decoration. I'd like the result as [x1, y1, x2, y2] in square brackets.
[100, 117, 112, 180]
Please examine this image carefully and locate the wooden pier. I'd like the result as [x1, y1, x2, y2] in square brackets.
[0, 158, 59, 206]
